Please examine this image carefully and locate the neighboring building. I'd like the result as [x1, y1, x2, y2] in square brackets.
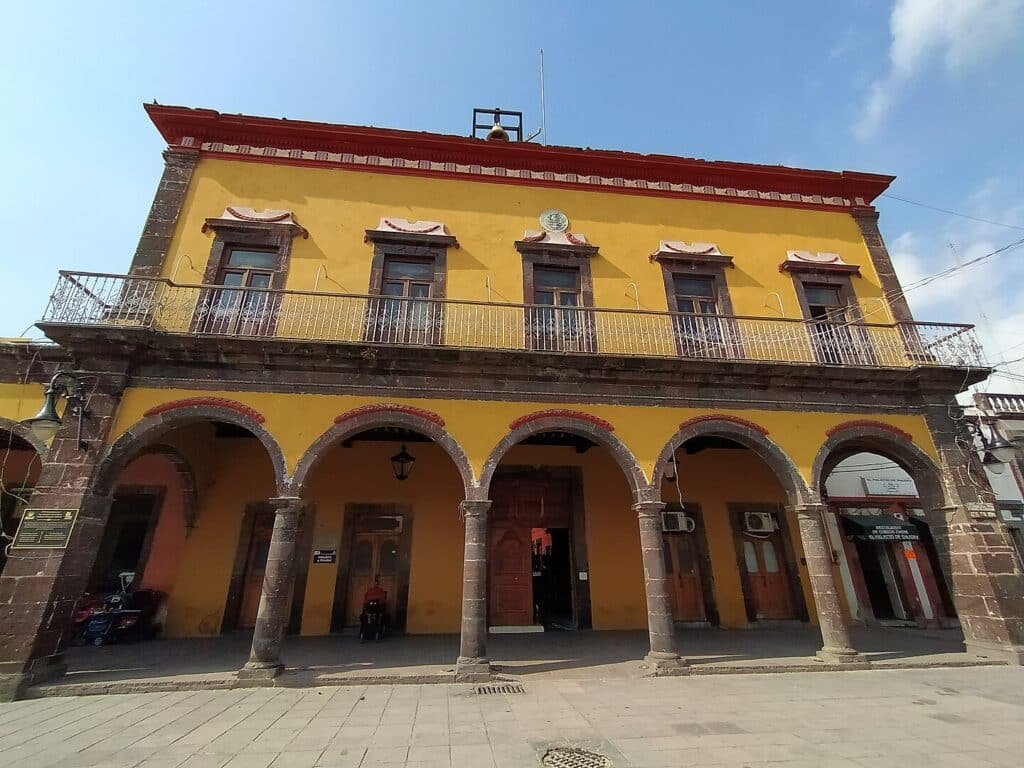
[2, 104, 1023, 698]
[968, 393, 1024, 561]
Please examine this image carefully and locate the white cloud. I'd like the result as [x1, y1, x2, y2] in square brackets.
[886, 181, 1024, 395]
[854, 0, 1024, 140]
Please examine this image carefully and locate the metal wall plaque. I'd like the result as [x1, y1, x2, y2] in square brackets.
[11, 509, 79, 549]
[313, 549, 337, 564]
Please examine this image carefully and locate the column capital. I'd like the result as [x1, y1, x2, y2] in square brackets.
[269, 496, 305, 513]
[851, 207, 880, 223]
[787, 503, 827, 517]
[460, 500, 491, 517]
[632, 501, 666, 518]
[162, 146, 200, 164]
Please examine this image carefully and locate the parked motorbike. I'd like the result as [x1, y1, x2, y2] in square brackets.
[73, 572, 164, 647]
[359, 598, 387, 643]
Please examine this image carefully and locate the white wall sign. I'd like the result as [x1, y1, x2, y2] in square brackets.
[863, 477, 916, 496]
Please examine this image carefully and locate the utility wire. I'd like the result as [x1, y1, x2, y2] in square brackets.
[881, 193, 1024, 231]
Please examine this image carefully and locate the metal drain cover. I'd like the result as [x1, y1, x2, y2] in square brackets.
[475, 683, 524, 695]
[542, 747, 612, 767]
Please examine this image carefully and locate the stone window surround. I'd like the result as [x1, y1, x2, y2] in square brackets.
[200, 218, 301, 290]
[364, 231, 454, 299]
[658, 262, 735, 316]
[515, 241, 598, 308]
[790, 272, 865, 323]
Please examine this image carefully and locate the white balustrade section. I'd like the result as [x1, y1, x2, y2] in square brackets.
[41, 271, 987, 370]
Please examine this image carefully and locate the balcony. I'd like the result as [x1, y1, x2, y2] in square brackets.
[40, 271, 986, 371]
[974, 393, 1024, 417]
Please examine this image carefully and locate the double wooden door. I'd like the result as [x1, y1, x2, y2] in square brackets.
[488, 474, 573, 627]
[344, 531, 400, 626]
[741, 534, 795, 620]
[663, 533, 706, 622]
[490, 526, 534, 626]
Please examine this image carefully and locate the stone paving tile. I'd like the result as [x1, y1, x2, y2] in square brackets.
[1, 668, 1022, 767]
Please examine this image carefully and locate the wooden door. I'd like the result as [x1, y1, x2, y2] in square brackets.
[490, 526, 533, 626]
[741, 534, 795, 620]
[663, 533, 706, 622]
[344, 532, 399, 627]
[239, 509, 276, 628]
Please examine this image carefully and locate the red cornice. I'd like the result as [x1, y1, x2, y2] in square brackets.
[145, 104, 894, 207]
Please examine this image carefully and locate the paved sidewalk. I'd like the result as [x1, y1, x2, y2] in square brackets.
[2, 666, 1022, 767]
[33, 627, 992, 696]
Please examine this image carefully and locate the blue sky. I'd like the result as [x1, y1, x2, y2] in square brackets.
[1, 1, 1022, 388]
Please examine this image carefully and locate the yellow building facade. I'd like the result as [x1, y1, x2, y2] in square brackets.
[2, 104, 1022, 697]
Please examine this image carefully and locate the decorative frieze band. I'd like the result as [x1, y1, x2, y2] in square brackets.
[183, 136, 867, 210]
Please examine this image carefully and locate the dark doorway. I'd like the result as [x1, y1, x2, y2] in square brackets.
[532, 527, 574, 629]
[88, 493, 159, 593]
[855, 540, 896, 619]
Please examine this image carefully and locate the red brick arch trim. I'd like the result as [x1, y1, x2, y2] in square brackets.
[477, 411, 645, 503]
[826, 420, 912, 442]
[677, 414, 769, 436]
[290, 407, 472, 494]
[333, 404, 445, 427]
[509, 409, 614, 433]
[144, 397, 266, 424]
[651, 416, 808, 506]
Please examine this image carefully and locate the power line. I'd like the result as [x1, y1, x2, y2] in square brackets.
[881, 193, 1024, 231]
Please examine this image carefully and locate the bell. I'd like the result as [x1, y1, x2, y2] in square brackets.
[486, 121, 510, 142]
[23, 386, 63, 443]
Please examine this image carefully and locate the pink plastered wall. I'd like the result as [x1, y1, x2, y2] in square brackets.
[116, 454, 188, 596]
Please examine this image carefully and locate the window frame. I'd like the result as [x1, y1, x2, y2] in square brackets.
[195, 217, 303, 336]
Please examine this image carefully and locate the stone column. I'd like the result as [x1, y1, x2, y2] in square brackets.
[455, 500, 491, 682]
[791, 504, 861, 663]
[0, 375, 125, 702]
[634, 501, 684, 672]
[924, 407, 1024, 664]
[238, 497, 303, 681]
[129, 146, 200, 277]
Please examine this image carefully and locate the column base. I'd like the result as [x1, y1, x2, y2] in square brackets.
[965, 640, 1024, 665]
[641, 651, 687, 676]
[454, 656, 492, 683]
[0, 656, 68, 702]
[816, 646, 864, 664]
[237, 661, 284, 683]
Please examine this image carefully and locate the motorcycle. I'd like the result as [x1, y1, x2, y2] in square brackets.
[73, 572, 164, 647]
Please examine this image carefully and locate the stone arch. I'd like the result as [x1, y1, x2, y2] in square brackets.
[124, 443, 200, 533]
[811, 420, 946, 511]
[651, 415, 810, 506]
[477, 409, 648, 503]
[0, 416, 48, 457]
[290, 404, 475, 496]
[92, 401, 288, 497]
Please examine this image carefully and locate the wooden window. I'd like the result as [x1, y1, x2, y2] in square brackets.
[672, 276, 718, 315]
[196, 216, 302, 336]
[527, 266, 595, 352]
[367, 256, 443, 344]
[664, 271, 739, 359]
[794, 277, 874, 365]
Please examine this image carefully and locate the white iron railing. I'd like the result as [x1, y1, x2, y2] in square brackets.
[41, 271, 987, 369]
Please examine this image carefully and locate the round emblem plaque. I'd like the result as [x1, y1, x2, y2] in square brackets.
[539, 210, 569, 233]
